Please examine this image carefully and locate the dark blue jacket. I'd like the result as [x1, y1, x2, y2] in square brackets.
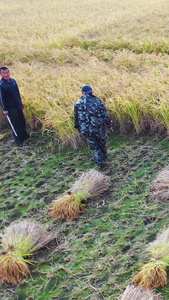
[0, 78, 22, 111]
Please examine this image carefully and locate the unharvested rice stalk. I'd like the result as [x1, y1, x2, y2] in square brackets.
[119, 284, 163, 300]
[0, 220, 54, 284]
[151, 167, 169, 202]
[49, 170, 110, 220]
[132, 261, 168, 289]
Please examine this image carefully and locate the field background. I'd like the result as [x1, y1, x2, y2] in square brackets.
[0, 0, 169, 299]
[1, 0, 169, 145]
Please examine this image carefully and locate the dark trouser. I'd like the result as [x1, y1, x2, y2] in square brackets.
[85, 135, 107, 167]
[8, 107, 30, 146]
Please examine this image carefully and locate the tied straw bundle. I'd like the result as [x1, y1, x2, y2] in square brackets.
[0, 220, 53, 284]
[49, 169, 110, 220]
[132, 226, 169, 289]
[151, 167, 169, 202]
[119, 284, 162, 300]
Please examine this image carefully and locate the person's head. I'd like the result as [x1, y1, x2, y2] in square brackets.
[0, 67, 10, 81]
[82, 85, 93, 95]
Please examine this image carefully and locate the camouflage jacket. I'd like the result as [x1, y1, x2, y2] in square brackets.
[74, 94, 111, 137]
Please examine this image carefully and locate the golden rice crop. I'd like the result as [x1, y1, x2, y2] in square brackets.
[119, 284, 163, 300]
[1, 1, 169, 145]
[1, 0, 169, 58]
[49, 169, 110, 219]
[132, 261, 168, 289]
[14, 56, 169, 147]
[0, 220, 53, 284]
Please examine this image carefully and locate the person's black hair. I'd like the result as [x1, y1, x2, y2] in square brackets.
[0, 67, 9, 72]
[89, 93, 96, 97]
[81, 92, 96, 99]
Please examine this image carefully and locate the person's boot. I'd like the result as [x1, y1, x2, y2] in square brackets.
[17, 143, 23, 147]
[97, 162, 106, 169]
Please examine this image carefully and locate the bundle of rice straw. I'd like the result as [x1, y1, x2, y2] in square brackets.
[132, 261, 168, 289]
[147, 227, 169, 260]
[49, 169, 110, 220]
[0, 220, 53, 284]
[152, 167, 169, 202]
[119, 284, 163, 300]
[132, 226, 169, 289]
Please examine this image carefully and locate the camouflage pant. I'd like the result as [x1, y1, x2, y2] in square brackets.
[86, 135, 107, 166]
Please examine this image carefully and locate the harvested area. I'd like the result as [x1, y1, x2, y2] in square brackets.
[1, 0, 169, 145]
[0, 129, 169, 299]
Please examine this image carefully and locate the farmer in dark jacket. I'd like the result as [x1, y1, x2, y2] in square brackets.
[74, 85, 112, 168]
[0, 67, 30, 146]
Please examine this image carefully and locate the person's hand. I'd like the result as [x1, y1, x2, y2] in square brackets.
[21, 103, 25, 109]
[107, 121, 113, 128]
[74, 125, 79, 131]
[3, 111, 8, 115]
[107, 121, 114, 132]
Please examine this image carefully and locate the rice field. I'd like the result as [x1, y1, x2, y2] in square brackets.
[0, 131, 169, 299]
[1, 0, 169, 145]
[1, 1, 169, 298]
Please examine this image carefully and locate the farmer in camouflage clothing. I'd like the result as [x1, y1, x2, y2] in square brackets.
[74, 86, 112, 168]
